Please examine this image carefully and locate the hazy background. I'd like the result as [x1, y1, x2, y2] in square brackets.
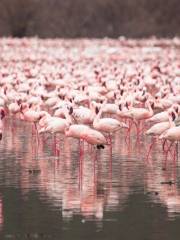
[0, 0, 179, 38]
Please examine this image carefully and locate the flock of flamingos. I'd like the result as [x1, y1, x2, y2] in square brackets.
[0, 37, 180, 165]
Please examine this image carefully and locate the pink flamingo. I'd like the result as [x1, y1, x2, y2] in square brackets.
[159, 110, 180, 164]
[20, 103, 47, 139]
[145, 110, 177, 160]
[93, 102, 128, 144]
[65, 124, 108, 149]
[146, 104, 179, 124]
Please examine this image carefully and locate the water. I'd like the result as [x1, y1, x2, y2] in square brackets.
[0, 118, 180, 239]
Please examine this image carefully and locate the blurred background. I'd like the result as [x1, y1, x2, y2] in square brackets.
[0, 0, 179, 38]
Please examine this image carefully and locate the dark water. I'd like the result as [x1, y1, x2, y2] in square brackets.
[0, 118, 180, 240]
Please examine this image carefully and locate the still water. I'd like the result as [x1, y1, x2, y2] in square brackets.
[0, 118, 180, 240]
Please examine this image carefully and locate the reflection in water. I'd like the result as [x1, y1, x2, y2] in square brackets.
[0, 118, 180, 239]
[0, 197, 3, 231]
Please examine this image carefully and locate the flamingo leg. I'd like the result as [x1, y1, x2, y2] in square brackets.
[79, 147, 84, 191]
[176, 141, 179, 160]
[133, 120, 141, 141]
[93, 151, 97, 188]
[56, 137, 60, 157]
[138, 121, 146, 136]
[79, 139, 84, 155]
[109, 134, 112, 146]
[126, 119, 133, 137]
[53, 134, 57, 155]
[173, 143, 177, 166]
[167, 142, 175, 156]
[34, 122, 39, 145]
[164, 141, 174, 166]
[146, 138, 155, 162]
[162, 139, 167, 151]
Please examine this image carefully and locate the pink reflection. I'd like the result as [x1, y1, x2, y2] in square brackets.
[0, 196, 3, 231]
[2, 116, 180, 222]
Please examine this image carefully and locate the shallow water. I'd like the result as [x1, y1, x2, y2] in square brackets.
[0, 118, 180, 240]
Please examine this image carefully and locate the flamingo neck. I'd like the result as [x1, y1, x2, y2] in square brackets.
[64, 108, 72, 125]
[94, 102, 105, 123]
[146, 101, 153, 115]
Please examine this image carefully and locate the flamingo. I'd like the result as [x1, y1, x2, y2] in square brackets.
[146, 104, 180, 124]
[65, 124, 108, 149]
[145, 109, 177, 160]
[93, 102, 128, 144]
[65, 124, 90, 140]
[81, 128, 108, 148]
[8, 101, 21, 117]
[68, 105, 95, 125]
[20, 103, 47, 137]
[159, 122, 180, 142]
[127, 99, 154, 121]
[1, 37, 180, 169]
[38, 107, 72, 134]
[158, 110, 180, 161]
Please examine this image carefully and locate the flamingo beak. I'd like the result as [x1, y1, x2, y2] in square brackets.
[0, 110, 5, 120]
[125, 102, 129, 109]
[171, 112, 176, 121]
[20, 104, 23, 113]
[0, 133, 2, 140]
[69, 107, 73, 115]
[151, 102, 155, 109]
[95, 106, 99, 114]
[17, 99, 22, 106]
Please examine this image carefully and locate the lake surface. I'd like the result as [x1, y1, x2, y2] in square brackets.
[0, 118, 180, 240]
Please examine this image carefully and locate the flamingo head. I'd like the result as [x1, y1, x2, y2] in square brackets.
[168, 108, 177, 121]
[171, 111, 176, 121]
[172, 104, 179, 114]
[168, 110, 176, 122]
